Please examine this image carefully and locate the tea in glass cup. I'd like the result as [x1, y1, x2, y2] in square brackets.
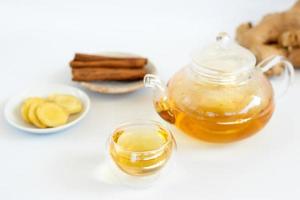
[109, 120, 175, 176]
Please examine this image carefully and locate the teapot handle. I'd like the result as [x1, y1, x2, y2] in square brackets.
[144, 74, 176, 124]
[256, 56, 294, 100]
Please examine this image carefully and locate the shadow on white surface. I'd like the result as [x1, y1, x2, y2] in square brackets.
[93, 153, 183, 189]
[170, 108, 295, 164]
[51, 151, 184, 194]
[94, 157, 159, 188]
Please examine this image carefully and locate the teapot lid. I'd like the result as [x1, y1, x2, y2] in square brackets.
[191, 33, 256, 75]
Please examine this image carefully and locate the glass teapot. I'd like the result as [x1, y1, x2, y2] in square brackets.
[144, 33, 294, 143]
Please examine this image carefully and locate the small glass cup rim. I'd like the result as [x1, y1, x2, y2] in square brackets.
[108, 119, 175, 154]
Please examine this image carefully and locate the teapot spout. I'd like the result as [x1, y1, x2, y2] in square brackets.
[144, 74, 176, 124]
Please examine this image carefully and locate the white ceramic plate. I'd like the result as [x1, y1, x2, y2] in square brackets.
[4, 84, 90, 134]
[78, 52, 157, 94]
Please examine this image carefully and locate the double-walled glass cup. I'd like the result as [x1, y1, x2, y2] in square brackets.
[108, 120, 175, 176]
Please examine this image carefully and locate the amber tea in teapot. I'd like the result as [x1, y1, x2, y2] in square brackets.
[145, 33, 294, 143]
[157, 68, 275, 143]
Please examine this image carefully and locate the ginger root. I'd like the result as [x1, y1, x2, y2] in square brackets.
[236, 0, 300, 76]
[279, 30, 300, 48]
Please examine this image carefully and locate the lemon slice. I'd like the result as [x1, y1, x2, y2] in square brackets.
[28, 101, 47, 128]
[21, 97, 44, 124]
[48, 95, 82, 115]
[36, 102, 69, 127]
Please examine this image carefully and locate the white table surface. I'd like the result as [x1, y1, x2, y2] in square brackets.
[1, 0, 300, 199]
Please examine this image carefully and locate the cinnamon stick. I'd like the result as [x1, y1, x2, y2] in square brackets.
[74, 53, 147, 63]
[71, 53, 148, 69]
[70, 60, 146, 69]
[72, 67, 147, 81]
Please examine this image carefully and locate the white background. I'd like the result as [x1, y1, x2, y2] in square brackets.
[1, 0, 300, 199]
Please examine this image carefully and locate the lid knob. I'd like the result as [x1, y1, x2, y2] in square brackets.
[216, 32, 231, 48]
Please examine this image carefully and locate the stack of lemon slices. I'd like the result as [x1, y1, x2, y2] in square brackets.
[21, 94, 83, 128]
